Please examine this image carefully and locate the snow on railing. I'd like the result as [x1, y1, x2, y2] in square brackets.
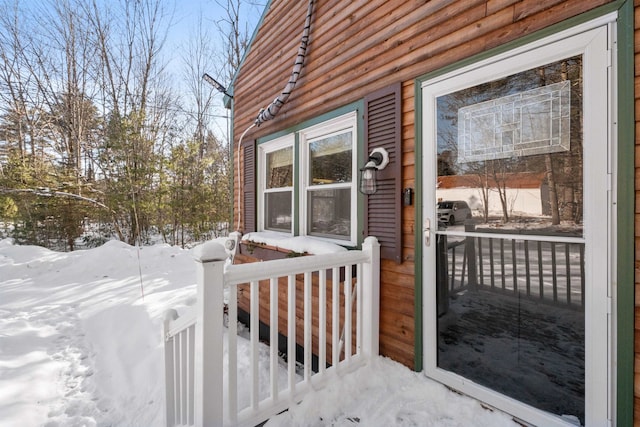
[164, 235, 380, 427]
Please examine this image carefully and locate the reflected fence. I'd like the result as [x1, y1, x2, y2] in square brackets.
[437, 225, 585, 313]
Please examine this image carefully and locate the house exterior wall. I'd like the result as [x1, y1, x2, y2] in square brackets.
[232, 0, 610, 141]
[231, 0, 634, 418]
[634, 1, 640, 421]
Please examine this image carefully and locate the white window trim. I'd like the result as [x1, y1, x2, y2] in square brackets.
[299, 112, 358, 246]
[257, 134, 295, 235]
[421, 14, 615, 427]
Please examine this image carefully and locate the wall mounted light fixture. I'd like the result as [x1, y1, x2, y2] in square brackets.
[202, 73, 233, 99]
[359, 147, 389, 195]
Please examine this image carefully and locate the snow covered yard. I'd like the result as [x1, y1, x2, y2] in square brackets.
[0, 238, 517, 427]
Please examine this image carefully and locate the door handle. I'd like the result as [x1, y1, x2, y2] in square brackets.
[424, 218, 431, 247]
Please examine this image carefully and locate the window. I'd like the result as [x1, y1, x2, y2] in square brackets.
[301, 113, 358, 244]
[258, 136, 294, 233]
[257, 112, 358, 246]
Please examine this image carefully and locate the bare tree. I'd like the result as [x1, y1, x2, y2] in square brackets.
[214, 0, 253, 84]
[88, 0, 173, 244]
[0, 0, 104, 249]
[0, 0, 261, 249]
[181, 11, 219, 155]
[0, 1, 47, 163]
[461, 163, 491, 223]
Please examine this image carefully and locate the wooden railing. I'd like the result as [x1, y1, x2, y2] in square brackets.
[164, 235, 381, 427]
[438, 229, 585, 310]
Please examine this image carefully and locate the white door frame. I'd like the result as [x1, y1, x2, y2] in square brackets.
[421, 14, 616, 427]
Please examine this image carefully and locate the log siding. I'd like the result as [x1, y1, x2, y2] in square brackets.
[634, 1, 640, 422]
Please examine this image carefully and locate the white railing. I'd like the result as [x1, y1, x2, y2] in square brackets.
[164, 235, 380, 427]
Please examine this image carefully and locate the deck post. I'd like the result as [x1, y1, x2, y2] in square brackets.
[465, 221, 478, 289]
[193, 242, 228, 427]
[362, 236, 380, 358]
[163, 309, 178, 427]
[436, 234, 449, 316]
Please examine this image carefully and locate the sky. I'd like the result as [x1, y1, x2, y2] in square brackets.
[165, 0, 265, 79]
[0, 236, 520, 427]
[162, 0, 266, 142]
[0, 0, 265, 146]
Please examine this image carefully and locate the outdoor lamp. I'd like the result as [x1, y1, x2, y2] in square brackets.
[202, 73, 233, 98]
[359, 147, 389, 195]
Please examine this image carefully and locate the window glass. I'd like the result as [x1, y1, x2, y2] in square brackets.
[307, 188, 351, 239]
[266, 146, 293, 189]
[434, 55, 585, 424]
[436, 56, 583, 235]
[309, 131, 352, 185]
[265, 191, 292, 232]
[261, 141, 293, 233]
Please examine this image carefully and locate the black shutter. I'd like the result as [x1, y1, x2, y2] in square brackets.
[363, 83, 402, 263]
[242, 139, 256, 233]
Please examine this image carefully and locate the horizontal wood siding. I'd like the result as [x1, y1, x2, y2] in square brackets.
[232, 0, 613, 370]
[401, 81, 416, 265]
[634, 1, 640, 423]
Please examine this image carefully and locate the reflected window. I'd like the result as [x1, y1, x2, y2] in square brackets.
[458, 81, 571, 163]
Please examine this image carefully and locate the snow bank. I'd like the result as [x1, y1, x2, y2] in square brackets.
[266, 356, 516, 427]
[0, 239, 196, 426]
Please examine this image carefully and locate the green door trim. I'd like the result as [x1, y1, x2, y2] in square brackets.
[614, 1, 634, 425]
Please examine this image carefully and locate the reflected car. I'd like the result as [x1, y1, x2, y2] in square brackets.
[437, 200, 472, 225]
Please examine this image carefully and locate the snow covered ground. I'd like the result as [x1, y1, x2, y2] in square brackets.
[0, 238, 518, 427]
